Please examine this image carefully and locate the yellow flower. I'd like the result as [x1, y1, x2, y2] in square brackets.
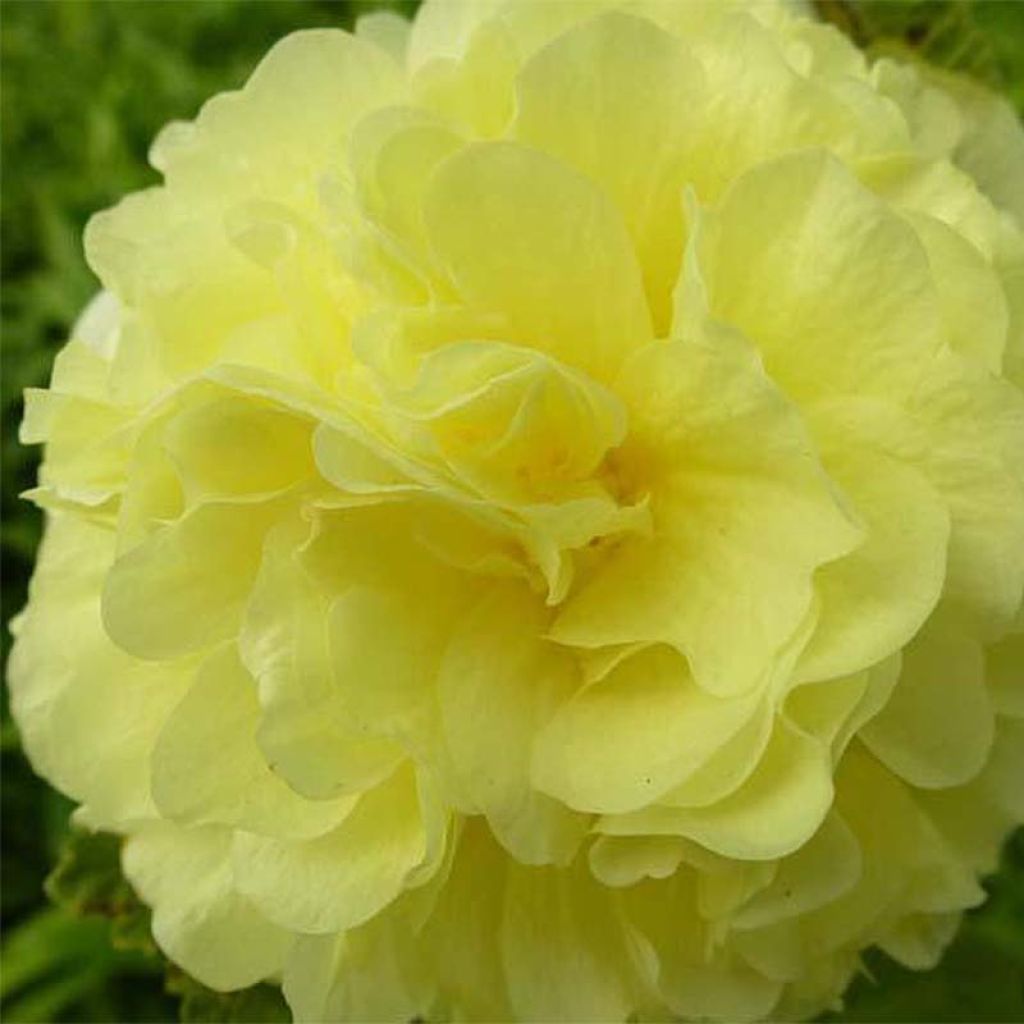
[10, 1, 1024, 1020]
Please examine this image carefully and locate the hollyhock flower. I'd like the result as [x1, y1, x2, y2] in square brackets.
[11, 1, 1024, 1019]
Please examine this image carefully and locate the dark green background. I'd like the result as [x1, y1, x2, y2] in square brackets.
[1, 2, 1022, 1021]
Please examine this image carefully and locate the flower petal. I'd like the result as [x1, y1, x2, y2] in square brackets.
[123, 824, 289, 991]
[102, 496, 290, 660]
[151, 645, 356, 838]
[588, 835, 687, 888]
[514, 10, 703, 332]
[795, 439, 949, 683]
[687, 149, 942, 403]
[423, 140, 652, 382]
[439, 584, 589, 864]
[232, 764, 434, 934]
[552, 331, 862, 696]
[240, 520, 404, 801]
[8, 515, 191, 829]
[861, 619, 995, 789]
[500, 855, 644, 1022]
[533, 645, 760, 814]
[732, 812, 861, 929]
[601, 718, 833, 861]
[987, 630, 1024, 719]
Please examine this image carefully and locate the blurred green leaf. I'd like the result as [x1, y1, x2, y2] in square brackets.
[0, 904, 160, 1023]
[45, 830, 157, 955]
[817, 0, 1024, 113]
[167, 972, 291, 1024]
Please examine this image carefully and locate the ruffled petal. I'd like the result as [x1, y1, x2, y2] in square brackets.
[151, 645, 355, 838]
[231, 764, 438, 934]
[601, 718, 833, 860]
[688, 149, 942, 403]
[513, 10, 703, 331]
[161, 395, 315, 503]
[123, 824, 289, 991]
[795, 439, 949, 683]
[588, 834, 687, 888]
[732, 812, 861, 929]
[240, 520, 404, 801]
[552, 330, 861, 696]
[861, 619, 995, 789]
[423, 140, 652, 382]
[102, 496, 291, 660]
[500, 853, 647, 1022]
[533, 644, 760, 814]
[8, 515, 192, 828]
[439, 584, 589, 863]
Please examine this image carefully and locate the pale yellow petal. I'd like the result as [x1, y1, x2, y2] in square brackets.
[102, 496, 291, 659]
[157, 29, 405, 205]
[552, 331, 861, 696]
[602, 718, 833, 861]
[689, 149, 942, 403]
[285, 917, 432, 1024]
[355, 10, 411, 65]
[439, 584, 589, 864]
[423, 140, 652, 382]
[151, 645, 356, 838]
[123, 824, 289, 991]
[162, 394, 315, 502]
[588, 835, 687, 888]
[514, 10, 703, 332]
[416, 822, 515, 1021]
[795, 440, 949, 683]
[908, 211, 1008, 372]
[240, 520, 404, 801]
[861, 619, 995, 789]
[8, 515, 191, 829]
[624, 871, 782, 1022]
[407, 0, 503, 72]
[732, 812, 861, 929]
[232, 765, 434, 934]
[980, 718, 1024, 819]
[500, 855, 646, 1022]
[533, 645, 760, 814]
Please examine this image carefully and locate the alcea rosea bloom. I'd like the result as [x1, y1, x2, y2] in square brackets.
[11, 1, 1024, 1019]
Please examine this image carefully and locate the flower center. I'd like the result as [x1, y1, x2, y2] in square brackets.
[346, 326, 651, 603]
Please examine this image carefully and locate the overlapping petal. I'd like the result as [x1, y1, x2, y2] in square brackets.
[9, 0, 1024, 1020]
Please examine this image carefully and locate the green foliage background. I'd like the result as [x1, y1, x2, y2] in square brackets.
[1, 2, 1022, 1021]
